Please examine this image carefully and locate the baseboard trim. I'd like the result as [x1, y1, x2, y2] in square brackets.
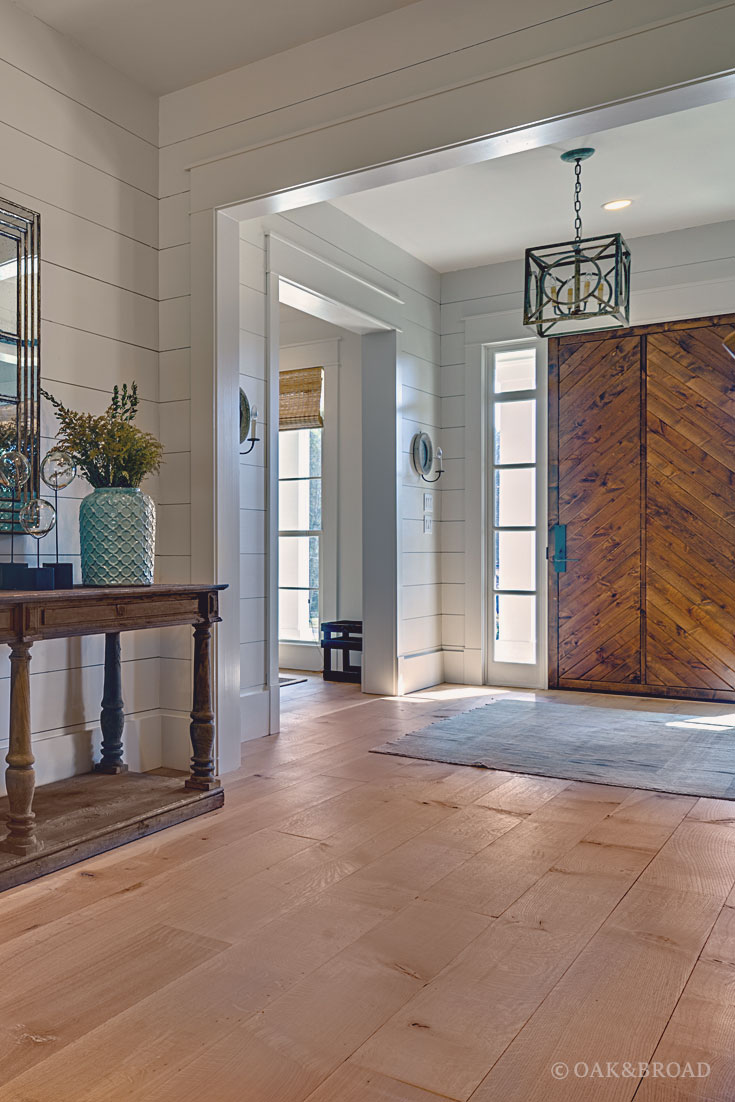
[398, 650, 444, 694]
[240, 686, 270, 742]
[0, 712, 164, 797]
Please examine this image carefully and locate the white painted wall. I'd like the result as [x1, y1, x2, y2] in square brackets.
[440, 219, 735, 683]
[286, 207, 442, 695]
[0, 0, 167, 788]
[164, 0, 733, 217]
[236, 203, 443, 725]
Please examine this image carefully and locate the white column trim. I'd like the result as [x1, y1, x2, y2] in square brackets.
[189, 208, 241, 773]
[265, 264, 281, 733]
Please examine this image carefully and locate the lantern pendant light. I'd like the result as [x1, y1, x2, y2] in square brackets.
[523, 147, 631, 337]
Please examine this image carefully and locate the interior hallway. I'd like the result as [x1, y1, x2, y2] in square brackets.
[0, 677, 732, 1101]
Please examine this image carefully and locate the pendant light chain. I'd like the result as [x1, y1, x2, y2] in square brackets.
[573, 157, 583, 242]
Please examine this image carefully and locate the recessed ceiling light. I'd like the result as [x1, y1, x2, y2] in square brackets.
[603, 199, 632, 211]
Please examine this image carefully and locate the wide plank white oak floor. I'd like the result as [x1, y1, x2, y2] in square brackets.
[0, 677, 732, 1101]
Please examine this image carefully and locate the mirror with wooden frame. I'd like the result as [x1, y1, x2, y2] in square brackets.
[0, 197, 40, 531]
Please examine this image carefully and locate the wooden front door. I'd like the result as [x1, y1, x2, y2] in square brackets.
[549, 313, 735, 702]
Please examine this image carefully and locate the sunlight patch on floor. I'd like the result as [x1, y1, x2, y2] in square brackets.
[403, 685, 513, 703]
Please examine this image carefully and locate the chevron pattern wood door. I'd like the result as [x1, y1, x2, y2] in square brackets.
[549, 313, 735, 703]
[550, 334, 643, 690]
[646, 322, 735, 696]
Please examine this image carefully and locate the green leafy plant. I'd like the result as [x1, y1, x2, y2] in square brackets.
[0, 420, 18, 452]
[41, 383, 163, 489]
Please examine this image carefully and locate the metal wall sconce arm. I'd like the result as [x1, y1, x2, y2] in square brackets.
[421, 448, 444, 483]
[240, 430, 260, 456]
[239, 389, 260, 455]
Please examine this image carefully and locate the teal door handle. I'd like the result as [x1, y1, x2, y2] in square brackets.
[548, 524, 579, 572]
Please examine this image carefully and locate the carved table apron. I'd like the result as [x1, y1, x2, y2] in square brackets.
[0, 584, 226, 855]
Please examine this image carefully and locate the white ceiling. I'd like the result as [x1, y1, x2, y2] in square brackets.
[13, 0, 419, 94]
[331, 100, 735, 273]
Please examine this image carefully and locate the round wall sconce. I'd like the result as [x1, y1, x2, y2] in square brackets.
[410, 431, 444, 483]
[239, 388, 260, 455]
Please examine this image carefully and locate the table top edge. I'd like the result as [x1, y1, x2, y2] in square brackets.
[0, 583, 228, 604]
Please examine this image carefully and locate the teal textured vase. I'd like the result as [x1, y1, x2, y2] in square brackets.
[79, 487, 156, 586]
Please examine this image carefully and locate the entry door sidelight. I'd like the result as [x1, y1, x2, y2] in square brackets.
[486, 345, 547, 688]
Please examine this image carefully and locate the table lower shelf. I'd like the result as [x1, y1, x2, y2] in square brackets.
[0, 771, 224, 892]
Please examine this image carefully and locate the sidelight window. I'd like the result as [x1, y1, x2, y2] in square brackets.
[490, 348, 540, 666]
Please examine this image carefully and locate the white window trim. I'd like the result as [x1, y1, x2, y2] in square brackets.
[485, 344, 547, 689]
[277, 340, 340, 666]
[463, 310, 548, 689]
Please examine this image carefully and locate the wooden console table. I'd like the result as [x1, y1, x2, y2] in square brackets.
[0, 583, 226, 858]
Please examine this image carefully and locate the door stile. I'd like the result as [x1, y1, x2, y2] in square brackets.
[639, 333, 647, 687]
[548, 337, 560, 688]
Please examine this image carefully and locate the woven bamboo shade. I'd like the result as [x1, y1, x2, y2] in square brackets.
[279, 367, 324, 431]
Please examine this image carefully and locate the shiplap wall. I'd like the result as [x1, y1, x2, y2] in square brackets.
[0, 0, 165, 787]
[236, 203, 442, 721]
[238, 221, 268, 732]
[440, 219, 735, 683]
[278, 206, 442, 694]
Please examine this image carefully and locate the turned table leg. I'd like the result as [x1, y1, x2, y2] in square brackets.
[3, 641, 40, 854]
[95, 632, 128, 774]
[186, 622, 220, 791]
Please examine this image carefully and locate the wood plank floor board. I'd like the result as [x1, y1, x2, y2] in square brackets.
[251, 802, 459, 903]
[467, 804, 735, 1102]
[0, 877, 420, 1100]
[0, 817, 315, 949]
[633, 901, 735, 1102]
[700, 900, 735, 967]
[686, 798, 735, 824]
[123, 897, 491, 1102]
[632, 958, 735, 1102]
[410, 802, 524, 854]
[354, 822, 675, 1100]
[424, 781, 636, 916]
[468, 886, 724, 1102]
[0, 920, 231, 1087]
[472, 774, 571, 815]
[638, 819, 735, 899]
[0, 678, 732, 1101]
[576, 791, 696, 854]
[303, 1061, 454, 1101]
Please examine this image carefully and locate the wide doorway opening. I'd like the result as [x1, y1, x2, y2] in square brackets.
[227, 92, 735, 799]
[275, 302, 363, 696]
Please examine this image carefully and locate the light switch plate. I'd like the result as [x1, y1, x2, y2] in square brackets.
[423, 492, 434, 513]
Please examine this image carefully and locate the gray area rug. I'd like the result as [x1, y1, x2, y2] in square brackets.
[279, 675, 307, 687]
[372, 697, 735, 799]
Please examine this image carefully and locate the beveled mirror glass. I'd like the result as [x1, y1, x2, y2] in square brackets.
[0, 197, 40, 531]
